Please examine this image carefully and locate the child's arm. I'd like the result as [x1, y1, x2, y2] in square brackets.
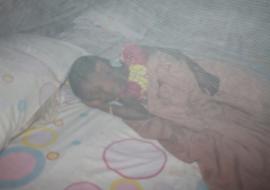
[112, 103, 152, 120]
[97, 98, 152, 120]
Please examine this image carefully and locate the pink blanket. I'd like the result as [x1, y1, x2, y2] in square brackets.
[126, 51, 270, 190]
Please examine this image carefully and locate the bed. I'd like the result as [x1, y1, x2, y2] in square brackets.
[1, 1, 270, 190]
[0, 81, 203, 190]
[0, 34, 204, 190]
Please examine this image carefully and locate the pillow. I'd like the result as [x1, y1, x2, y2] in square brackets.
[1, 34, 88, 82]
[0, 35, 87, 150]
[74, 0, 165, 40]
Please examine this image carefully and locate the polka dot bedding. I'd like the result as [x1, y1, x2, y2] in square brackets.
[0, 83, 205, 190]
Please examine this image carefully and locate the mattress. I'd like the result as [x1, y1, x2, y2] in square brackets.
[0, 83, 205, 190]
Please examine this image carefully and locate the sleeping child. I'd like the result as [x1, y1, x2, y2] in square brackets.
[68, 44, 270, 190]
[68, 44, 220, 120]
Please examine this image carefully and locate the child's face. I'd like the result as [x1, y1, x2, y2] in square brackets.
[85, 61, 123, 106]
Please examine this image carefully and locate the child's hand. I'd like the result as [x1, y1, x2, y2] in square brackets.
[196, 70, 220, 96]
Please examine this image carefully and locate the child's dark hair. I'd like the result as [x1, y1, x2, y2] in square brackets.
[68, 55, 110, 101]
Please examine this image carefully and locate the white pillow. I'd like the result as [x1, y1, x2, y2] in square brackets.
[0, 35, 88, 150]
[1, 34, 88, 82]
[74, 0, 163, 40]
[0, 46, 55, 149]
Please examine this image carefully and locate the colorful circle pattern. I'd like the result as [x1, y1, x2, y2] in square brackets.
[47, 152, 60, 160]
[65, 182, 101, 190]
[110, 179, 143, 190]
[0, 146, 45, 188]
[17, 99, 28, 112]
[2, 73, 14, 83]
[103, 139, 167, 179]
[21, 127, 58, 149]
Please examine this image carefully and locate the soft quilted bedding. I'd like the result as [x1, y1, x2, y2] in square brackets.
[0, 83, 204, 190]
